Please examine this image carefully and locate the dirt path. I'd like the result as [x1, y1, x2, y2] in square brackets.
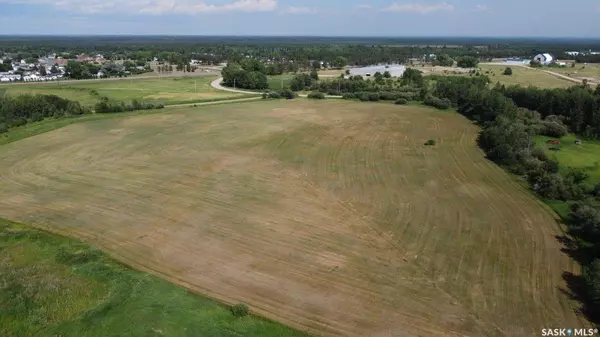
[480, 62, 591, 86]
[210, 77, 343, 98]
[166, 96, 262, 108]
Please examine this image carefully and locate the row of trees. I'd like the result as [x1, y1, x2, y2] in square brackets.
[94, 97, 164, 113]
[499, 85, 600, 139]
[0, 94, 88, 132]
[432, 76, 600, 322]
[420, 54, 481, 68]
[288, 68, 425, 95]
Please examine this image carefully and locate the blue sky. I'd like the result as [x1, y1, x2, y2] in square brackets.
[0, 0, 598, 36]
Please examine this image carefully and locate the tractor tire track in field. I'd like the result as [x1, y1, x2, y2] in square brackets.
[0, 100, 588, 336]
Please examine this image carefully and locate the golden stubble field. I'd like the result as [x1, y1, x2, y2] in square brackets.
[0, 100, 588, 336]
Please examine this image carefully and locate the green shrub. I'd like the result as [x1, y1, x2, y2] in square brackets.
[230, 303, 249, 317]
[503, 67, 513, 76]
[425, 139, 436, 146]
[55, 247, 101, 265]
[279, 89, 296, 99]
[378, 91, 399, 101]
[395, 98, 408, 105]
[368, 93, 380, 101]
[0, 123, 8, 133]
[397, 92, 416, 100]
[358, 93, 370, 102]
[423, 96, 451, 110]
[307, 92, 325, 99]
[531, 147, 548, 161]
[268, 91, 281, 99]
[342, 93, 356, 100]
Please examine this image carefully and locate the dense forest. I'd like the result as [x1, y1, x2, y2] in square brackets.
[2, 36, 600, 68]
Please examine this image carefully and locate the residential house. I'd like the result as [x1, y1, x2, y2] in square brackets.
[52, 58, 68, 66]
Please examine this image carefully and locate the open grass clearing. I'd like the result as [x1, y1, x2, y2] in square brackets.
[534, 134, 600, 183]
[266, 75, 295, 91]
[420, 64, 575, 89]
[479, 65, 575, 88]
[2, 76, 246, 107]
[542, 63, 600, 85]
[0, 100, 588, 336]
[0, 218, 309, 337]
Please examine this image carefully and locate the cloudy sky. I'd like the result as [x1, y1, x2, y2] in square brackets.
[0, 0, 598, 36]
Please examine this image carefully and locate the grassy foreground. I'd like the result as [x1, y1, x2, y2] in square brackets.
[0, 218, 309, 337]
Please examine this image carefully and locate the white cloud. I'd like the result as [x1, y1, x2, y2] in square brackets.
[474, 4, 490, 11]
[0, 0, 278, 14]
[356, 4, 372, 9]
[382, 2, 454, 14]
[283, 6, 316, 14]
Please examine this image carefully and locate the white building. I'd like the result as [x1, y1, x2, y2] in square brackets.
[533, 53, 554, 64]
[0, 74, 21, 81]
[565, 51, 580, 56]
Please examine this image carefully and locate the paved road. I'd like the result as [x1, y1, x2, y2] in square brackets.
[210, 78, 261, 95]
[210, 77, 343, 98]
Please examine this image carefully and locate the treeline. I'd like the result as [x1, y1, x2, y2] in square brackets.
[291, 68, 425, 95]
[433, 76, 600, 322]
[431, 54, 480, 68]
[221, 59, 268, 90]
[94, 97, 164, 113]
[500, 85, 600, 138]
[5, 36, 600, 67]
[0, 94, 88, 133]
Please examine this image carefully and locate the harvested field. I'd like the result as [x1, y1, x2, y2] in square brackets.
[0, 100, 588, 336]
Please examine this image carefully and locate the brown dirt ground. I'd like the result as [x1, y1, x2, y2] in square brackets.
[0, 100, 589, 336]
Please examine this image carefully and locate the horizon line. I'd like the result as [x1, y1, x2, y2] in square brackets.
[0, 34, 599, 40]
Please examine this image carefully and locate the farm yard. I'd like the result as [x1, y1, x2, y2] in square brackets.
[1, 75, 247, 107]
[478, 64, 575, 88]
[0, 99, 587, 336]
[544, 63, 600, 85]
[416, 64, 576, 89]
